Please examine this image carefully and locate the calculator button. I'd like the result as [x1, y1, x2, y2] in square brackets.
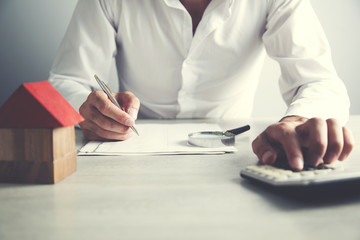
[246, 166, 258, 172]
[287, 172, 301, 179]
[263, 172, 278, 179]
[300, 171, 315, 177]
[277, 170, 293, 176]
[260, 165, 273, 170]
[273, 174, 288, 181]
[314, 169, 331, 175]
[256, 169, 268, 175]
[324, 162, 344, 170]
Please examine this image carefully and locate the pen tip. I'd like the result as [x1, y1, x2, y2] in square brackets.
[135, 130, 140, 136]
[131, 126, 140, 136]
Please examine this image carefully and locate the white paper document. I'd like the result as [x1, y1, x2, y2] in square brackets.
[78, 123, 237, 155]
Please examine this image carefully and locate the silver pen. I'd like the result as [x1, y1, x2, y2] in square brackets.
[94, 74, 139, 136]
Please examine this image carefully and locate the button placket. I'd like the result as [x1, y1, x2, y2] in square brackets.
[177, 57, 197, 118]
[176, 0, 233, 118]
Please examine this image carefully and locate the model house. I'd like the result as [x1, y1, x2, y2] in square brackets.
[0, 81, 84, 183]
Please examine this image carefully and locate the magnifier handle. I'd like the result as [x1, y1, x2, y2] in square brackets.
[226, 125, 250, 135]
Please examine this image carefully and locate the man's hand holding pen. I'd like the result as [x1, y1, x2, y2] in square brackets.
[79, 90, 140, 141]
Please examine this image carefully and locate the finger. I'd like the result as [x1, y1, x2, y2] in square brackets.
[86, 106, 132, 133]
[323, 119, 343, 164]
[115, 91, 140, 120]
[297, 118, 327, 167]
[252, 133, 278, 165]
[339, 126, 355, 161]
[90, 91, 135, 127]
[280, 138, 304, 170]
[79, 95, 132, 133]
[266, 123, 304, 170]
[80, 120, 133, 141]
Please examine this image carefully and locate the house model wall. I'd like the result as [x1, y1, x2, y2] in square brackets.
[0, 81, 84, 184]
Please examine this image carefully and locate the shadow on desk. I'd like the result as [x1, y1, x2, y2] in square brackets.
[234, 178, 360, 209]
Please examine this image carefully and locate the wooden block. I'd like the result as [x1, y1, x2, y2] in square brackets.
[0, 128, 53, 162]
[23, 128, 53, 162]
[53, 126, 76, 160]
[0, 161, 54, 183]
[53, 150, 77, 184]
[52, 126, 77, 183]
[0, 129, 18, 161]
[0, 126, 77, 184]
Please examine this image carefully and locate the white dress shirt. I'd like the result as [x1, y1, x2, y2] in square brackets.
[49, 0, 350, 124]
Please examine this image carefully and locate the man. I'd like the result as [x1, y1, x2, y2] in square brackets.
[49, 0, 354, 170]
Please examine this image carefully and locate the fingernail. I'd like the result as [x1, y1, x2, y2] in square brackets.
[128, 108, 138, 120]
[261, 150, 274, 164]
[125, 118, 134, 126]
[292, 157, 304, 170]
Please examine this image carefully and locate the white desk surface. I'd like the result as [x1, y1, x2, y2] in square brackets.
[1, 117, 360, 240]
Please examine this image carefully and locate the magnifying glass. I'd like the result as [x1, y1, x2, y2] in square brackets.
[188, 125, 250, 148]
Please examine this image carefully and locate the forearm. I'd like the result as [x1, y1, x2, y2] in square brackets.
[263, 0, 350, 125]
[48, 0, 118, 112]
[49, 75, 92, 112]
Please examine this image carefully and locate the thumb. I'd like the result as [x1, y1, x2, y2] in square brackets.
[115, 91, 140, 120]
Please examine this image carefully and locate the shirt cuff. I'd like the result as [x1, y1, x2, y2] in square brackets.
[67, 90, 91, 114]
[284, 101, 349, 126]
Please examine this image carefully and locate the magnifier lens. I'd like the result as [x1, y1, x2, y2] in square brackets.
[188, 131, 235, 148]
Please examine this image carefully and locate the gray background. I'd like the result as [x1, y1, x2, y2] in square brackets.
[0, 0, 359, 117]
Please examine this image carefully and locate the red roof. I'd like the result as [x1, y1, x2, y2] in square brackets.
[0, 81, 84, 128]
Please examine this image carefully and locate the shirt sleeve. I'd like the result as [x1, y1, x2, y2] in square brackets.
[263, 0, 350, 125]
[49, 0, 118, 112]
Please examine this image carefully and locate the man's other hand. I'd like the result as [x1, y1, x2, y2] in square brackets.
[79, 91, 140, 141]
[252, 116, 355, 170]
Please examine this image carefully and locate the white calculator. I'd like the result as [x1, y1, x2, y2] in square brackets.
[240, 161, 360, 187]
